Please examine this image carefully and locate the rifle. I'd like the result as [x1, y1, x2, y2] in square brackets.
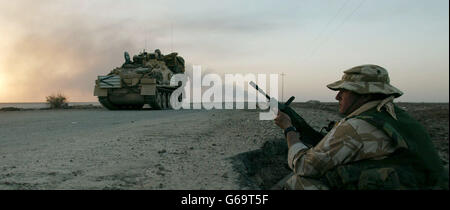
[249, 81, 324, 147]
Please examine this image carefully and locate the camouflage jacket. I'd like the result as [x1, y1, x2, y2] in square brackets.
[285, 98, 404, 190]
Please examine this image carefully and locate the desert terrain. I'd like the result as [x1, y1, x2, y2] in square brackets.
[0, 102, 448, 189]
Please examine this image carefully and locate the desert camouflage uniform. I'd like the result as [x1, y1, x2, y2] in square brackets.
[284, 64, 406, 190]
[284, 98, 403, 190]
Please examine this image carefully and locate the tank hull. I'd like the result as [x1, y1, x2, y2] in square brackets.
[95, 86, 178, 110]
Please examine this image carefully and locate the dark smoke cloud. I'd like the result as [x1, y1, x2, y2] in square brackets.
[0, 2, 160, 102]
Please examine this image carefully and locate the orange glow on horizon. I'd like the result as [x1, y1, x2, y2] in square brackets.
[0, 65, 9, 102]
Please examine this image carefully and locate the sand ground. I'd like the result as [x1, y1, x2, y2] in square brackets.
[0, 103, 447, 189]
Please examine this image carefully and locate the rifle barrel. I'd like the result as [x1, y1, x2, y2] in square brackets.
[249, 81, 271, 100]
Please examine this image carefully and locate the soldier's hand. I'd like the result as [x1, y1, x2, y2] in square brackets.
[274, 111, 292, 130]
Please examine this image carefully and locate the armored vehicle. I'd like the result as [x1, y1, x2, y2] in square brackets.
[94, 49, 185, 110]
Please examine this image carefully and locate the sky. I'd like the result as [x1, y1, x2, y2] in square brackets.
[0, 0, 448, 102]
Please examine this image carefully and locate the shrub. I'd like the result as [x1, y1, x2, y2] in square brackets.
[46, 93, 68, 109]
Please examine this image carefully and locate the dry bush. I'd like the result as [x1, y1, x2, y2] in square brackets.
[46, 93, 68, 109]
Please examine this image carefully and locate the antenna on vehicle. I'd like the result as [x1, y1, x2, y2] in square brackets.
[171, 23, 173, 52]
[144, 31, 150, 53]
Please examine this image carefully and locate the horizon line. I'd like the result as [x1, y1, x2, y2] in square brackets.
[1, 101, 449, 104]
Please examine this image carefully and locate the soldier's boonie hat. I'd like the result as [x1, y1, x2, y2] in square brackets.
[326, 64, 403, 98]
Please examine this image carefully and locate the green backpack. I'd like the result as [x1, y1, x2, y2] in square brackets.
[323, 106, 447, 190]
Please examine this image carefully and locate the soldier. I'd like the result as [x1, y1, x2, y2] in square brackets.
[274, 64, 447, 190]
[155, 49, 163, 60]
[124, 51, 132, 64]
[121, 51, 136, 68]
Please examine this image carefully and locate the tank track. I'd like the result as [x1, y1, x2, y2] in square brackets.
[145, 87, 175, 110]
[99, 86, 178, 110]
[98, 96, 144, 110]
[98, 96, 120, 110]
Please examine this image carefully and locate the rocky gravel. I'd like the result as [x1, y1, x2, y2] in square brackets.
[0, 102, 447, 189]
